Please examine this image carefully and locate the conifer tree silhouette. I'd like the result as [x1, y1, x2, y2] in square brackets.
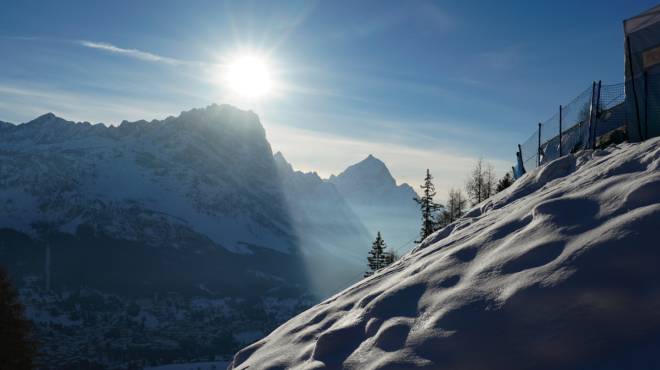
[0, 266, 43, 370]
[414, 169, 444, 243]
[365, 232, 387, 277]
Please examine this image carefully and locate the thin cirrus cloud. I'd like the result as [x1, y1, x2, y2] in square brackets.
[79, 40, 200, 66]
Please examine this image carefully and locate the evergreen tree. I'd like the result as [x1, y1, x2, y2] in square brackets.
[365, 232, 387, 277]
[496, 171, 514, 193]
[413, 169, 444, 243]
[0, 266, 43, 370]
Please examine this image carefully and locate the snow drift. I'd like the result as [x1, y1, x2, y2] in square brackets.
[229, 138, 660, 370]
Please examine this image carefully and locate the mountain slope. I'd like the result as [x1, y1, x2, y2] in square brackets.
[0, 106, 293, 253]
[274, 152, 372, 265]
[328, 155, 420, 249]
[0, 105, 373, 296]
[229, 138, 660, 370]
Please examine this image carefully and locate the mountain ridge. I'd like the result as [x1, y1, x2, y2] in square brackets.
[327, 154, 420, 250]
[0, 104, 421, 297]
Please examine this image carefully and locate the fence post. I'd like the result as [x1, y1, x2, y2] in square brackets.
[592, 81, 602, 149]
[628, 37, 644, 142]
[644, 71, 648, 140]
[538, 123, 542, 167]
[559, 105, 562, 157]
[587, 82, 596, 149]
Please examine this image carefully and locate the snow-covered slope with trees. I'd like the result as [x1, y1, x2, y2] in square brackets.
[328, 155, 420, 249]
[229, 138, 660, 370]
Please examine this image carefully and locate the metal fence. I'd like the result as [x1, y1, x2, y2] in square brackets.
[513, 74, 659, 180]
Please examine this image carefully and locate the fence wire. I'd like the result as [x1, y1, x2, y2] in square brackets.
[513, 75, 658, 180]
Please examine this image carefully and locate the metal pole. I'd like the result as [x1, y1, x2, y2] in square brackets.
[593, 80, 602, 149]
[559, 105, 562, 157]
[538, 123, 542, 167]
[644, 71, 648, 140]
[587, 82, 596, 149]
[627, 36, 644, 142]
[517, 144, 526, 174]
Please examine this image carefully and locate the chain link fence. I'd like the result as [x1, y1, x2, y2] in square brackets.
[513, 75, 656, 180]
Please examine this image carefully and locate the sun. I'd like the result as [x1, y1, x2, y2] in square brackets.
[226, 57, 272, 97]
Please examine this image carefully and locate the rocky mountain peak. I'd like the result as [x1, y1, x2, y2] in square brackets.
[330, 154, 396, 190]
[273, 151, 293, 173]
[0, 120, 15, 131]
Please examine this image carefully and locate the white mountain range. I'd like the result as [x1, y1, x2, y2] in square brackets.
[0, 104, 420, 294]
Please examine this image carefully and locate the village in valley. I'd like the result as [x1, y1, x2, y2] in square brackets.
[20, 278, 313, 370]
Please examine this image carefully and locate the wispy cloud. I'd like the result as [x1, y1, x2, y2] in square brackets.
[79, 41, 191, 66]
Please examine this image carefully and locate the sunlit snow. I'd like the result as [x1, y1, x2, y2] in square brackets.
[229, 138, 660, 370]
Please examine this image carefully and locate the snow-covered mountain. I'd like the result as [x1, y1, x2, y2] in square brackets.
[328, 155, 420, 250]
[0, 106, 292, 252]
[229, 138, 660, 370]
[274, 152, 372, 265]
[0, 105, 375, 295]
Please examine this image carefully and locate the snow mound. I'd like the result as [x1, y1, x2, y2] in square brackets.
[229, 139, 660, 370]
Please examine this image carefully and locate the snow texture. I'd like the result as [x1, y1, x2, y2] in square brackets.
[229, 139, 660, 370]
[147, 361, 233, 370]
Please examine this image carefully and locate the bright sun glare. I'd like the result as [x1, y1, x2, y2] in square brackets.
[227, 57, 272, 97]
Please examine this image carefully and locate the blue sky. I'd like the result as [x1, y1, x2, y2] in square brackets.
[0, 0, 656, 198]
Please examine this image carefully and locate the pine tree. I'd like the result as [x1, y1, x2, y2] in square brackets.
[365, 232, 387, 277]
[413, 169, 444, 243]
[0, 266, 43, 370]
[496, 171, 514, 193]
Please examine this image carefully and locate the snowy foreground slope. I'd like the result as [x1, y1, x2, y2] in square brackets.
[229, 139, 660, 370]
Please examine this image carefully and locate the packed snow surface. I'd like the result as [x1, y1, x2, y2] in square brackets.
[229, 139, 660, 370]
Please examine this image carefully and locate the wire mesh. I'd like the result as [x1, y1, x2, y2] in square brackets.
[559, 86, 593, 153]
[594, 83, 626, 148]
[513, 77, 660, 180]
[519, 128, 539, 173]
[626, 74, 660, 143]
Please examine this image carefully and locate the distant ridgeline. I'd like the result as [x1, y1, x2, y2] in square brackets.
[0, 104, 418, 298]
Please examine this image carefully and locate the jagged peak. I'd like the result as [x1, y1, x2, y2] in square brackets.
[332, 154, 395, 187]
[273, 151, 294, 173]
[274, 151, 287, 163]
[0, 104, 268, 150]
[25, 112, 59, 125]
